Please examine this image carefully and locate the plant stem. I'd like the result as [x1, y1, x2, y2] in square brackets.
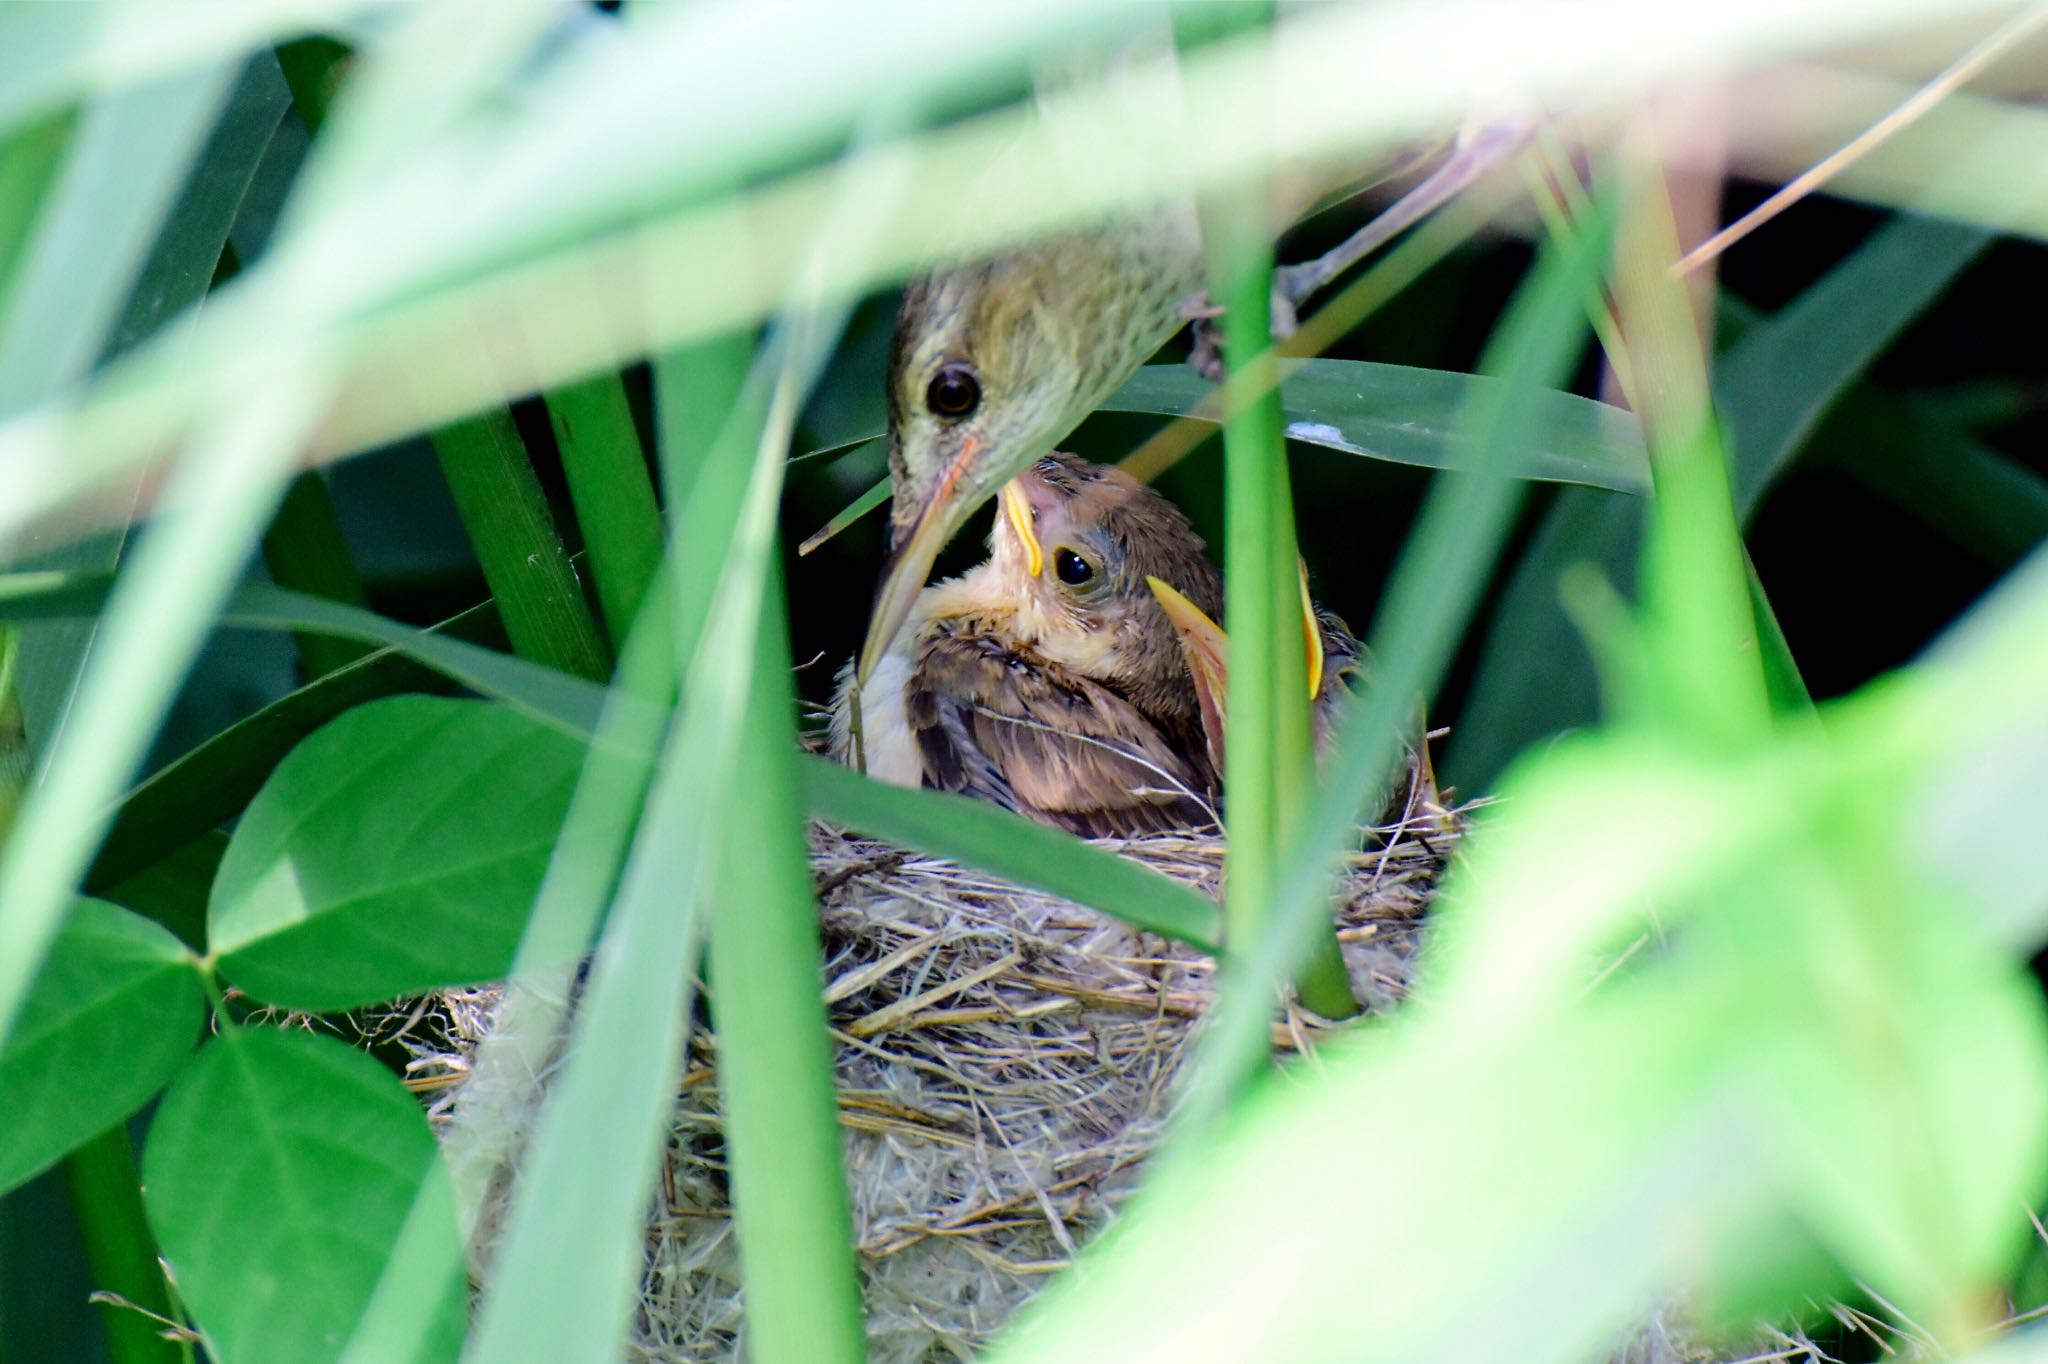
[65, 1125, 190, 1364]
[431, 411, 611, 681]
[545, 374, 663, 645]
[1203, 191, 1356, 1024]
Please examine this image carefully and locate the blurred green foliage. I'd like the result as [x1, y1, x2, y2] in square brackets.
[0, 4, 2046, 1364]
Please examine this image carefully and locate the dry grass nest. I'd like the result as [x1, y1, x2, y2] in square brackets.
[379, 794, 1470, 1362]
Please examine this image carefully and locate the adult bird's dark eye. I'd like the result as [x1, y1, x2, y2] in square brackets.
[1055, 548, 1094, 586]
[926, 365, 981, 418]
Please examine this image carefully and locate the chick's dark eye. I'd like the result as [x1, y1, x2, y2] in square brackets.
[925, 364, 981, 419]
[1054, 548, 1094, 587]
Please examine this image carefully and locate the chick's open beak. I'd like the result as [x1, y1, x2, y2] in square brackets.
[999, 481, 1044, 578]
[1298, 557, 1325, 701]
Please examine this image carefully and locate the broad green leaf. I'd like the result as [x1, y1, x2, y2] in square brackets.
[801, 754, 1222, 952]
[143, 1026, 465, 1364]
[0, 381, 324, 1053]
[0, 897, 202, 1195]
[1110, 359, 1649, 493]
[89, 597, 496, 895]
[209, 694, 585, 1012]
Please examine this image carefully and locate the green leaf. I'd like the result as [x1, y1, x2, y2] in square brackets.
[794, 359, 1650, 499]
[704, 565, 866, 1364]
[1822, 390, 2048, 568]
[0, 898, 203, 1195]
[801, 755, 1222, 953]
[1450, 215, 1991, 791]
[1717, 215, 1993, 517]
[545, 373, 663, 646]
[430, 408, 611, 682]
[87, 598, 497, 896]
[209, 695, 585, 1012]
[142, 1026, 465, 1364]
[1109, 359, 1649, 493]
[0, 575, 611, 740]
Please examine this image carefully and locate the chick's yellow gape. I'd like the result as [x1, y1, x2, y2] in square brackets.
[831, 453, 1224, 839]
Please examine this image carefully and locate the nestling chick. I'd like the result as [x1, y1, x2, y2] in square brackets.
[1147, 570, 1442, 822]
[832, 452, 1223, 839]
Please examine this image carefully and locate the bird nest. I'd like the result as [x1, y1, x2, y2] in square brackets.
[382, 803, 1463, 1363]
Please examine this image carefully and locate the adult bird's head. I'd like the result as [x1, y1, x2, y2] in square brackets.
[860, 264, 1086, 681]
[858, 213, 1208, 682]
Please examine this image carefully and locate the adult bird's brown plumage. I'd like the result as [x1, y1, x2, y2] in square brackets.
[831, 452, 1223, 839]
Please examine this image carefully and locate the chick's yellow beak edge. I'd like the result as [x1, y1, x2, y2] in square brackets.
[1000, 481, 1044, 578]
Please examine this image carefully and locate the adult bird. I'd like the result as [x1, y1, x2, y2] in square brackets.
[857, 109, 1533, 684]
[830, 453, 1223, 839]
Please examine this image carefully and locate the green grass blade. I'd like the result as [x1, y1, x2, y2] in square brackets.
[1717, 214, 1992, 518]
[545, 374, 662, 645]
[0, 109, 74, 301]
[1612, 172, 1769, 744]
[0, 3, 1970, 557]
[466, 350, 799, 1364]
[1203, 187, 1352, 1025]
[1823, 390, 2048, 567]
[279, 25, 613, 685]
[1451, 212, 1990, 790]
[1110, 360, 1649, 493]
[1746, 551, 1813, 714]
[1, 64, 242, 764]
[1179, 202, 1609, 1139]
[707, 560, 864, 1364]
[0, 0, 388, 134]
[0, 380, 321, 1051]
[801, 757, 1221, 952]
[0, 68, 235, 414]
[441, 581, 676, 1244]
[430, 410, 611, 681]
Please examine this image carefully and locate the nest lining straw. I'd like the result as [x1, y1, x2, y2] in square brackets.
[387, 809, 1465, 1362]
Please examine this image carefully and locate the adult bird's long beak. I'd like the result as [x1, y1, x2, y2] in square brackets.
[860, 435, 988, 679]
[860, 496, 953, 682]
